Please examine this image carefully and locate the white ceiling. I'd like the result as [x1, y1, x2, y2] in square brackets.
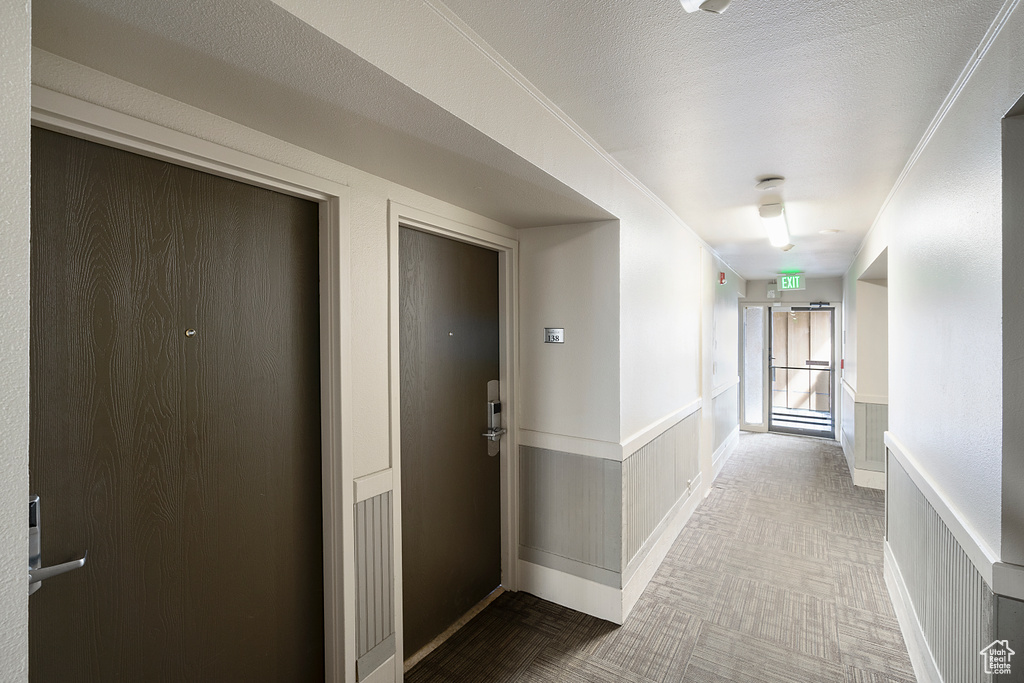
[438, 0, 1004, 279]
[33, 0, 1006, 279]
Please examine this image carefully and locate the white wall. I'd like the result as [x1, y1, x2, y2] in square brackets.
[519, 221, 620, 443]
[620, 220, 703, 441]
[262, 0, 716, 446]
[867, 4, 1024, 556]
[744, 277, 844, 304]
[854, 280, 888, 402]
[0, 1, 31, 679]
[712, 255, 745, 389]
[1004, 113, 1024, 565]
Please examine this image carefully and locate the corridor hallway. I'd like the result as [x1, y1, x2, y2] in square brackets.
[406, 433, 914, 682]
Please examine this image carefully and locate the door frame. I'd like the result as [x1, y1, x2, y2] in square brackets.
[387, 202, 519, 667]
[767, 305, 837, 439]
[739, 304, 770, 432]
[31, 87, 354, 682]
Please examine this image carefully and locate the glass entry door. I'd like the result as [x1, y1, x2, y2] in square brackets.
[769, 307, 835, 437]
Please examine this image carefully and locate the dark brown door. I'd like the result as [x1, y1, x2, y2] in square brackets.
[29, 128, 325, 681]
[399, 227, 501, 658]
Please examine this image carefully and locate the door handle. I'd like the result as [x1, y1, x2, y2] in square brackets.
[29, 494, 88, 595]
[30, 552, 88, 586]
[483, 393, 504, 456]
[482, 428, 506, 442]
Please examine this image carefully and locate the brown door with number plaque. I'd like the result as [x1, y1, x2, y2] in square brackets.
[399, 227, 501, 659]
[29, 128, 325, 681]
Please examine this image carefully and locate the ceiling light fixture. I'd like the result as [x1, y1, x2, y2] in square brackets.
[699, 0, 731, 13]
[680, 0, 731, 13]
[759, 203, 791, 248]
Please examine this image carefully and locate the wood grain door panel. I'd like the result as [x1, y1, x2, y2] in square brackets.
[399, 227, 501, 659]
[29, 128, 324, 681]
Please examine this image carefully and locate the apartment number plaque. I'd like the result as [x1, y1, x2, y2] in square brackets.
[544, 328, 565, 344]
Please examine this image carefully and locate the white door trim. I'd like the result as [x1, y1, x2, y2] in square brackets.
[31, 86, 355, 683]
[387, 201, 520, 672]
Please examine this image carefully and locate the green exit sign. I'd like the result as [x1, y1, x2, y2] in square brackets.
[779, 274, 805, 291]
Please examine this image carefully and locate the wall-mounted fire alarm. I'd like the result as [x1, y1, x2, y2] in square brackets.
[719, 272, 727, 285]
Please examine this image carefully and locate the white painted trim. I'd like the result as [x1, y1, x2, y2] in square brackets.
[993, 562, 1024, 601]
[518, 430, 622, 460]
[517, 560, 623, 625]
[387, 201, 521, 671]
[853, 468, 886, 491]
[620, 399, 702, 460]
[841, 378, 887, 405]
[32, 88, 346, 200]
[851, 0, 1022, 271]
[622, 473, 705, 620]
[712, 377, 740, 399]
[31, 88, 354, 682]
[885, 542, 943, 683]
[354, 469, 394, 504]
[360, 656, 395, 683]
[712, 427, 740, 478]
[521, 398, 702, 462]
[885, 432, 998, 587]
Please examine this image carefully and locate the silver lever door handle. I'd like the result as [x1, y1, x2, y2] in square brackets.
[482, 428, 506, 442]
[29, 551, 87, 586]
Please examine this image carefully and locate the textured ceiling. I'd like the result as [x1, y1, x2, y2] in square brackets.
[439, 0, 1004, 278]
[33, 0, 1006, 279]
[31, 0, 613, 228]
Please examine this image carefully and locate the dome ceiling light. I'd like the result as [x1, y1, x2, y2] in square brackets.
[680, 0, 732, 14]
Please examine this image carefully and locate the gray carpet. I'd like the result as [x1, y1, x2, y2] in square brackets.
[406, 432, 916, 682]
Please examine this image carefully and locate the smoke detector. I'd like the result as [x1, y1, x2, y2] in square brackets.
[681, 0, 731, 13]
[755, 176, 786, 191]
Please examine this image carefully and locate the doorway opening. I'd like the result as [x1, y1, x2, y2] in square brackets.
[769, 307, 835, 438]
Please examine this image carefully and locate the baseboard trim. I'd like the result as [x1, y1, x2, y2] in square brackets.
[853, 467, 886, 490]
[621, 472, 705, 620]
[712, 426, 740, 480]
[518, 559, 624, 624]
[884, 542, 943, 683]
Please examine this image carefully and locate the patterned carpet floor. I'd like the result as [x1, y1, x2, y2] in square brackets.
[406, 432, 916, 682]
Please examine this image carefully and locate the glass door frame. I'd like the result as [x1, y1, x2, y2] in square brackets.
[767, 305, 837, 439]
[740, 304, 770, 432]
